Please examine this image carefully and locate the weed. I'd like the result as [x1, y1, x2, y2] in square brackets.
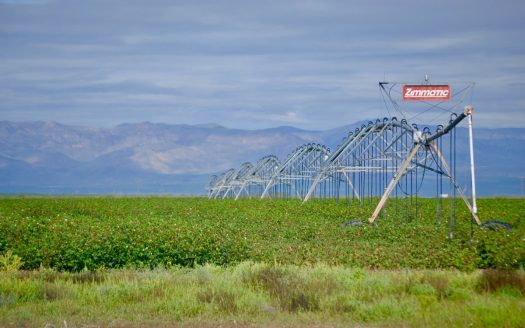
[71, 270, 105, 284]
[323, 294, 359, 314]
[41, 282, 70, 301]
[421, 272, 449, 299]
[0, 250, 23, 272]
[197, 287, 238, 314]
[0, 292, 16, 307]
[244, 265, 321, 312]
[478, 269, 525, 294]
[289, 292, 319, 312]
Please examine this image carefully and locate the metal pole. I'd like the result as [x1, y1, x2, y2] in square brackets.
[465, 105, 477, 214]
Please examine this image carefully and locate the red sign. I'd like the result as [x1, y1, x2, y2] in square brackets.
[402, 85, 451, 101]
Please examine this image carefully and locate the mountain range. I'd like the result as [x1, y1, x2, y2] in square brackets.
[1, 121, 524, 196]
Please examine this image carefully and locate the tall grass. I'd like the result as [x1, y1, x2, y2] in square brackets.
[0, 262, 523, 327]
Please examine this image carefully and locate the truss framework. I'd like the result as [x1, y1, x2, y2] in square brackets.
[208, 81, 479, 228]
[208, 111, 478, 225]
[261, 143, 330, 199]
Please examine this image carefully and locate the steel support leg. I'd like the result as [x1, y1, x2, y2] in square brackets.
[429, 141, 481, 225]
[342, 171, 361, 202]
[369, 143, 421, 223]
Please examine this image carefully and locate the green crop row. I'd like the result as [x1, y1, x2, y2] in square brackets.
[0, 197, 523, 271]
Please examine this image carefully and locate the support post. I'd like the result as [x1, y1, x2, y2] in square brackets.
[369, 143, 421, 223]
[234, 182, 247, 200]
[429, 141, 481, 225]
[260, 178, 274, 199]
[342, 171, 361, 202]
[465, 105, 477, 214]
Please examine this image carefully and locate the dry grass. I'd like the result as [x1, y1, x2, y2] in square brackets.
[478, 269, 525, 294]
[243, 265, 330, 312]
[197, 287, 238, 314]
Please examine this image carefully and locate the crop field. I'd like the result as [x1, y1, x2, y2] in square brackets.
[0, 197, 524, 327]
[0, 197, 523, 271]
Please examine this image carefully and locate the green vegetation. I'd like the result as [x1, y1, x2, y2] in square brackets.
[0, 197, 524, 271]
[0, 250, 23, 272]
[0, 197, 524, 327]
[0, 263, 524, 327]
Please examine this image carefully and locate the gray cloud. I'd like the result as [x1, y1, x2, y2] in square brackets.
[1, 0, 524, 129]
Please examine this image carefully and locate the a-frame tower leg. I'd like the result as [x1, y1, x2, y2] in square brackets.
[369, 143, 421, 223]
[429, 141, 481, 225]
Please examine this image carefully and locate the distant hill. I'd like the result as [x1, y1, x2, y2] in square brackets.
[0, 120, 524, 195]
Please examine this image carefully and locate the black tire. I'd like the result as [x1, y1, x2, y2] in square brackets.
[341, 220, 364, 228]
[480, 220, 512, 231]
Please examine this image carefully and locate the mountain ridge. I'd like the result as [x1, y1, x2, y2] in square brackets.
[0, 120, 524, 195]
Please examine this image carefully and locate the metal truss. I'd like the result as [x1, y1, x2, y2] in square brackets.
[207, 105, 480, 232]
[301, 113, 478, 224]
[234, 155, 280, 199]
[209, 155, 280, 199]
[208, 168, 237, 199]
[304, 117, 423, 203]
[261, 143, 330, 199]
[207, 174, 219, 198]
[216, 162, 254, 199]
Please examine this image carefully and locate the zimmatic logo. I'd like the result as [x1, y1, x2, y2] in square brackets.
[403, 85, 451, 101]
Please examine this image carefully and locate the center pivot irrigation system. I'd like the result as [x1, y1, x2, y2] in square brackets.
[208, 78, 500, 231]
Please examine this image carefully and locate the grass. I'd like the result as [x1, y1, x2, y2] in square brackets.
[0, 262, 524, 327]
[478, 269, 525, 295]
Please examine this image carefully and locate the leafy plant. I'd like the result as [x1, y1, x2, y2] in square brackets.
[0, 250, 23, 272]
[0, 197, 523, 271]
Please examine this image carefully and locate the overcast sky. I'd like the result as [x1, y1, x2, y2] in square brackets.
[1, 0, 524, 130]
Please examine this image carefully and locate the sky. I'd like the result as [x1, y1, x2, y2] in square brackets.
[1, 0, 524, 130]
